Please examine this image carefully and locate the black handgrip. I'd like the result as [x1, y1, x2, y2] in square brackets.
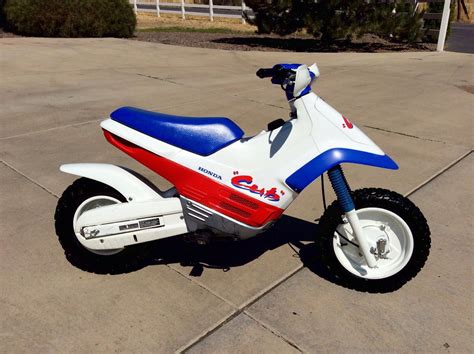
[256, 68, 274, 79]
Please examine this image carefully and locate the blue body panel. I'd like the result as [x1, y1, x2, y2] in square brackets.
[286, 148, 399, 193]
[111, 107, 244, 156]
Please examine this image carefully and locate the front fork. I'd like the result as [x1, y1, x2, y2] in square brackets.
[328, 165, 377, 268]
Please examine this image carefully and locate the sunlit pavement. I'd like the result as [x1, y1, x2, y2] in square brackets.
[1, 38, 472, 352]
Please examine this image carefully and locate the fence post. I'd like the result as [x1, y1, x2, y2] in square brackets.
[241, 1, 246, 24]
[133, 0, 137, 14]
[209, 0, 214, 22]
[156, 0, 160, 17]
[437, 0, 450, 52]
[181, 0, 185, 19]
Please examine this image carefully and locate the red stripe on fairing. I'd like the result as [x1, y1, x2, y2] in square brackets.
[104, 131, 283, 227]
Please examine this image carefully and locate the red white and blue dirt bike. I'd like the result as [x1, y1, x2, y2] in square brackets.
[55, 64, 431, 291]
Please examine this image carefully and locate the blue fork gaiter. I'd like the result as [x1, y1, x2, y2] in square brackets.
[328, 166, 355, 213]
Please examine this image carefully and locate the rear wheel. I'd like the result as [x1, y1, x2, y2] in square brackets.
[318, 188, 430, 292]
[73, 195, 123, 256]
[55, 178, 150, 274]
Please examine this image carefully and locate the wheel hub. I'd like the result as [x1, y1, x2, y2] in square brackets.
[73, 196, 124, 256]
[370, 236, 391, 259]
[333, 207, 414, 279]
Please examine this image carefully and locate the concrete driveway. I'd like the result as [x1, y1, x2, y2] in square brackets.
[0, 38, 472, 352]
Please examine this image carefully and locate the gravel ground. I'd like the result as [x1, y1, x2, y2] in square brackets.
[134, 31, 436, 52]
[0, 29, 20, 38]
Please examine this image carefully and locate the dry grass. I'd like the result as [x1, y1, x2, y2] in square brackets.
[136, 12, 256, 32]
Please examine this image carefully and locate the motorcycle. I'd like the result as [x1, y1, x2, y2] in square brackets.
[55, 63, 431, 291]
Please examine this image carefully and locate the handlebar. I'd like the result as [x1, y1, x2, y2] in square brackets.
[256, 63, 318, 100]
[256, 66, 295, 84]
[256, 68, 274, 78]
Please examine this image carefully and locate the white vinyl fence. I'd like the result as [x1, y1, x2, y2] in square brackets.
[416, 0, 451, 51]
[131, 0, 251, 23]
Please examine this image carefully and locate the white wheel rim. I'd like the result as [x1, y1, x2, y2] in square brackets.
[333, 207, 414, 279]
[73, 196, 124, 256]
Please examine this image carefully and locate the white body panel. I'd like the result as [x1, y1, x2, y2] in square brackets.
[312, 98, 383, 154]
[74, 198, 188, 251]
[60, 163, 162, 202]
[101, 92, 387, 210]
[60, 164, 189, 250]
[77, 212, 187, 251]
[76, 198, 182, 228]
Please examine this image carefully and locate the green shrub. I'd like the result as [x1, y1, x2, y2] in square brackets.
[245, 0, 424, 44]
[0, 0, 5, 28]
[371, 2, 425, 42]
[4, 0, 136, 37]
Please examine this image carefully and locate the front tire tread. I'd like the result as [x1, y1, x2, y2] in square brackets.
[318, 188, 431, 293]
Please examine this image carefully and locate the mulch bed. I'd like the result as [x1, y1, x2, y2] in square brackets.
[0, 28, 436, 52]
[133, 31, 436, 52]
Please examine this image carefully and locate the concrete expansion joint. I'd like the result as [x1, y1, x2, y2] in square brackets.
[243, 311, 305, 352]
[178, 263, 304, 353]
[0, 119, 102, 141]
[236, 95, 288, 110]
[166, 265, 237, 308]
[405, 150, 472, 197]
[176, 311, 241, 353]
[136, 73, 184, 86]
[238, 263, 305, 310]
[1, 160, 59, 198]
[363, 125, 446, 144]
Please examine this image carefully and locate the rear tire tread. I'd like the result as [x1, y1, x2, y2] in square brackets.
[54, 178, 150, 274]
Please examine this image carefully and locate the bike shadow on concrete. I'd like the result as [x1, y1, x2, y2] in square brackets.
[146, 215, 319, 275]
[58, 213, 403, 292]
[60, 215, 321, 276]
[144, 215, 408, 293]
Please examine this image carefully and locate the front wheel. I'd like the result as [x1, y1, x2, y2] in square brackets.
[318, 188, 430, 292]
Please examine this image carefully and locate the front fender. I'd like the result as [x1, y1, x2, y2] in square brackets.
[285, 148, 398, 193]
[60, 163, 162, 202]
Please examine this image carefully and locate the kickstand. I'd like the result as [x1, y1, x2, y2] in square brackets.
[189, 263, 204, 277]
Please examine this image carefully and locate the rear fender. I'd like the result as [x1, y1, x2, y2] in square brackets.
[60, 163, 162, 202]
